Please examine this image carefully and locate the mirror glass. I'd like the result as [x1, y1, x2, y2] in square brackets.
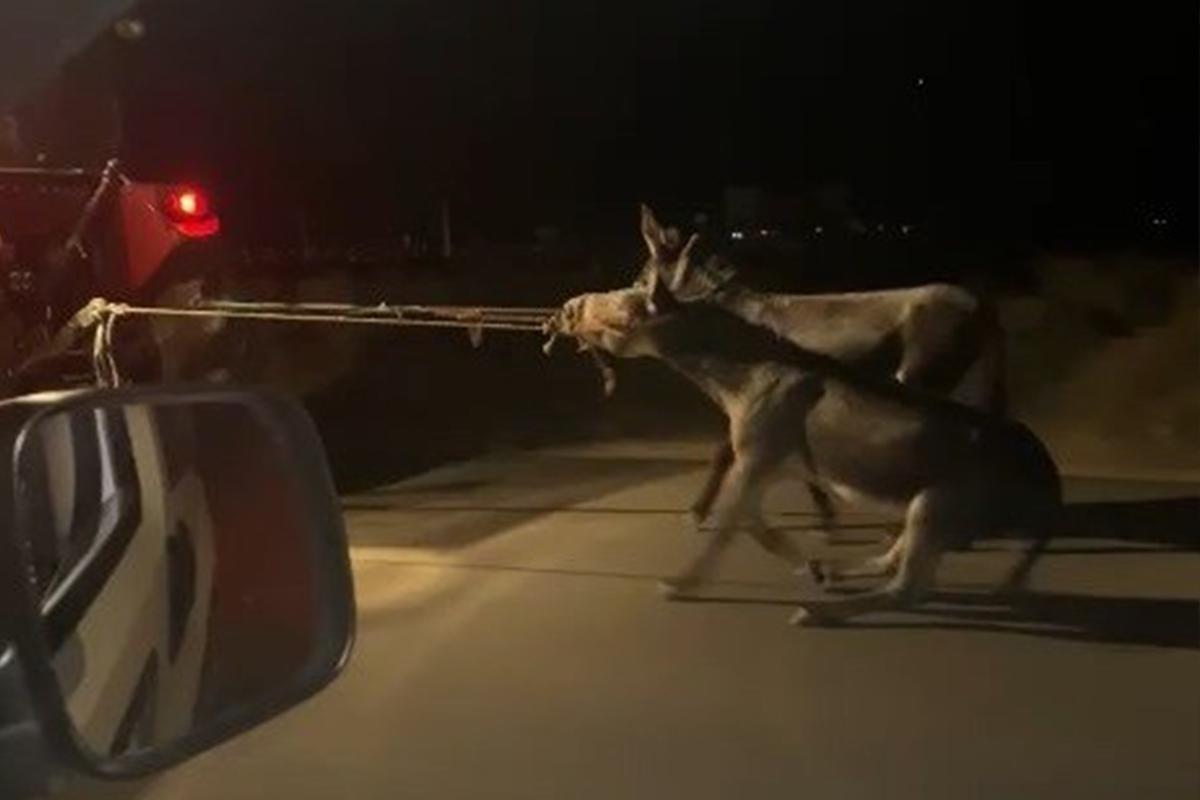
[15, 397, 335, 762]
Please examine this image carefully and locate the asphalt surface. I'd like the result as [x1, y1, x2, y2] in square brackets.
[82, 438, 1200, 800]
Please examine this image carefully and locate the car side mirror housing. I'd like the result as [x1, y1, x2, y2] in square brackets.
[0, 384, 355, 781]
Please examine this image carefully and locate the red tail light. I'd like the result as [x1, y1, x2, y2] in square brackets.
[161, 185, 220, 237]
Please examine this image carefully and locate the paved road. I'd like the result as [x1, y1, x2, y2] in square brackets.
[97, 438, 1200, 799]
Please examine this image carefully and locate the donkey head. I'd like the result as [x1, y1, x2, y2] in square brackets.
[634, 205, 737, 300]
[552, 262, 688, 359]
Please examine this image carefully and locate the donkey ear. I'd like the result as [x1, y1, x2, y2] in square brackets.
[680, 232, 700, 260]
[669, 233, 701, 290]
[640, 204, 667, 260]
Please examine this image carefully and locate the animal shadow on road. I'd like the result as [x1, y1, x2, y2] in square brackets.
[688, 496, 1200, 649]
[907, 590, 1199, 650]
[920, 494, 1200, 649]
[976, 495, 1200, 554]
[685, 589, 1200, 650]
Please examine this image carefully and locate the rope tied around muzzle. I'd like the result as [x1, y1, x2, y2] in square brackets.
[541, 307, 618, 397]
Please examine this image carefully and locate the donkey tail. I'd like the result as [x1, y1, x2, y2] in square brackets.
[953, 282, 1008, 416]
[998, 426, 1064, 593]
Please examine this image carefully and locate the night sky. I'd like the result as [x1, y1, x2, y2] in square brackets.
[107, 0, 1196, 247]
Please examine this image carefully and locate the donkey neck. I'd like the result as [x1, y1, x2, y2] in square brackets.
[711, 282, 776, 330]
[711, 282, 846, 350]
[640, 304, 807, 414]
[639, 301, 997, 429]
[710, 280, 909, 367]
[666, 352, 789, 415]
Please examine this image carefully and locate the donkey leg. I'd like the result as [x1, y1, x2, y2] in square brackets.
[746, 519, 814, 580]
[813, 530, 907, 585]
[688, 441, 735, 531]
[996, 519, 1054, 596]
[807, 481, 841, 541]
[660, 456, 765, 598]
[658, 525, 739, 599]
[721, 457, 811, 575]
[791, 490, 947, 625]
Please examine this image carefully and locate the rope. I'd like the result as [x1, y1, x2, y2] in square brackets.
[105, 303, 550, 332]
[92, 310, 121, 388]
[199, 299, 552, 318]
[10, 297, 629, 397]
[10, 297, 557, 387]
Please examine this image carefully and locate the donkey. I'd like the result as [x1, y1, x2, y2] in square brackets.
[632, 206, 1007, 538]
[547, 258, 1061, 625]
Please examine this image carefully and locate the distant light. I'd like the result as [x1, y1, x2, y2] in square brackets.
[113, 18, 146, 40]
[876, 224, 886, 233]
[731, 230, 745, 240]
[814, 226, 824, 235]
[916, 77, 926, 88]
[758, 228, 770, 237]
[901, 224, 913, 235]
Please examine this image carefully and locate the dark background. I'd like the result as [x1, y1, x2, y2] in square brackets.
[95, 0, 1195, 252]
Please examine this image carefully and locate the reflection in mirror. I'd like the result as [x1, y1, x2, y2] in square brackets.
[17, 399, 326, 762]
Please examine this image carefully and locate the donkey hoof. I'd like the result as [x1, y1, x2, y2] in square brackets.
[788, 607, 815, 626]
[789, 605, 843, 628]
[657, 576, 699, 600]
[686, 510, 715, 533]
[804, 560, 829, 585]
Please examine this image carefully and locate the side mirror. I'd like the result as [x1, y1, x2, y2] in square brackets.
[0, 385, 355, 780]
